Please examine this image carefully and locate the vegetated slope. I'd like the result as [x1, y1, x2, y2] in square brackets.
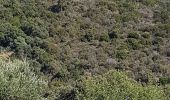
[0, 58, 167, 100]
[0, 0, 169, 99]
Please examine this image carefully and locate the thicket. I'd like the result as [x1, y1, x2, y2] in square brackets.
[0, 0, 169, 99]
[77, 70, 167, 100]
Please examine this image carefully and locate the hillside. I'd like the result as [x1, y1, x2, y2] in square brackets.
[0, 0, 169, 99]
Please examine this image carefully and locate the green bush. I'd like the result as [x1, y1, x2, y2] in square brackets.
[128, 32, 140, 39]
[127, 38, 142, 50]
[81, 32, 95, 42]
[141, 32, 151, 39]
[140, 38, 151, 46]
[99, 33, 110, 42]
[164, 85, 170, 99]
[116, 49, 128, 60]
[159, 77, 170, 85]
[77, 70, 166, 100]
[0, 59, 47, 100]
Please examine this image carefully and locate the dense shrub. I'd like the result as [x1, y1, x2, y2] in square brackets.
[0, 59, 47, 100]
[77, 70, 166, 100]
[0, 0, 169, 99]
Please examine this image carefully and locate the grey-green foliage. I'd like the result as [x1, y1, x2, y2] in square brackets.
[0, 59, 47, 100]
[78, 70, 166, 100]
